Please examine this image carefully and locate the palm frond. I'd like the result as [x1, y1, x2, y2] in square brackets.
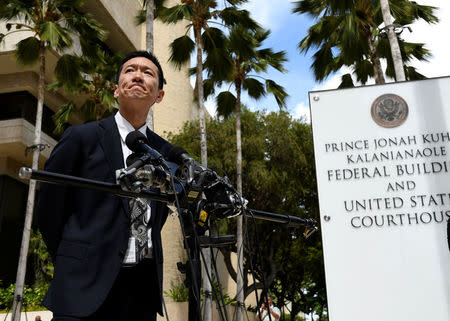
[311, 44, 335, 81]
[400, 41, 430, 62]
[54, 54, 83, 90]
[0, 0, 33, 20]
[160, 4, 192, 24]
[353, 59, 373, 84]
[53, 101, 76, 134]
[15, 36, 40, 65]
[41, 22, 72, 50]
[228, 27, 255, 60]
[258, 49, 288, 73]
[243, 78, 265, 100]
[292, 0, 327, 18]
[169, 35, 195, 69]
[203, 78, 217, 100]
[216, 91, 237, 118]
[404, 66, 426, 80]
[202, 27, 226, 51]
[135, 9, 147, 25]
[338, 73, 355, 89]
[265, 80, 288, 108]
[204, 47, 233, 81]
[219, 7, 259, 31]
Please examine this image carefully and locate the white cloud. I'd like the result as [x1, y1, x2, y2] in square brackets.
[401, 0, 450, 78]
[242, 0, 291, 32]
[292, 101, 311, 123]
[204, 95, 217, 117]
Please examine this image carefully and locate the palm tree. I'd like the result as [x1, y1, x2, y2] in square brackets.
[0, 1, 105, 319]
[157, 5, 256, 319]
[379, 0, 405, 81]
[50, 51, 122, 134]
[158, 0, 257, 166]
[293, 0, 438, 87]
[205, 25, 288, 321]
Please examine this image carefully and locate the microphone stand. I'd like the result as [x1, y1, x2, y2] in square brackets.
[19, 167, 318, 321]
[19, 167, 174, 203]
[20, 167, 317, 229]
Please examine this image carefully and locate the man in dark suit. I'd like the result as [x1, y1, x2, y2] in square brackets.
[37, 51, 173, 321]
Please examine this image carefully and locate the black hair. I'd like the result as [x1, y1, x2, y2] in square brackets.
[116, 51, 166, 90]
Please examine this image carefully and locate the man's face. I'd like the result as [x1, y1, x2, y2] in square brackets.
[114, 56, 164, 106]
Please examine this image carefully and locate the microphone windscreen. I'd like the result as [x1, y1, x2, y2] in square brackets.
[126, 152, 143, 167]
[125, 131, 149, 153]
[167, 146, 189, 164]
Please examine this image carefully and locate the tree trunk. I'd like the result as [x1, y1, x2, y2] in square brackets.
[379, 0, 406, 81]
[194, 25, 212, 321]
[194, 27, 207, 167]
[366, 33, 385, 84]
[146, 0, 155, 130]
[11, 41, 46, 321]
[235, 83, 244, 321]
[201, 231, 212, 321]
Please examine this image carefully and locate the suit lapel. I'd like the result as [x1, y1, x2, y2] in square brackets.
[99, 115, 130, 215]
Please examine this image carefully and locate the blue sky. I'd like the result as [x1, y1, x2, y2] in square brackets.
[203, 0, 450, 122]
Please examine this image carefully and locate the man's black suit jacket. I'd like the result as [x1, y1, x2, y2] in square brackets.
[37, 115, 173, 317]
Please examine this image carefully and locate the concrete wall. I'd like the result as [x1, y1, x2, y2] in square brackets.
[152, 1, 197, 136]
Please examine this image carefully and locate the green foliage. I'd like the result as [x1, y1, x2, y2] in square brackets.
[164, 282, 189, 302]
[167, 109, 324, 317]
[158, 0, 258, 82]
[206, 25, 288, 117]
[293, 0, 439, 86]
[50, 52, 122, 133]
[0, 0, 105, 65]
[29, 229, 53, 284]
[15, 37, 40, 65]
[205, 280, 236, 305]
[0, 0, 112, 130]
[0, 283, 49, 312]
[169, 35, 195, 69]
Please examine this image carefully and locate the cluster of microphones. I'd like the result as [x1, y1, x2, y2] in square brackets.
[118, 131, 243, 222]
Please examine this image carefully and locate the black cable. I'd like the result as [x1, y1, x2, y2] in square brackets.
[181, 170, 228, 321]
[199, 248, 227, 321]
[168, 171, 202, 316]
[170, 165, 230, 321]
[3, 304, 10, 321]
[242, 209, 262, 320]
[208, 246, 230, 321]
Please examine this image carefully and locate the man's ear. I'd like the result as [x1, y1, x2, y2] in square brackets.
[114, 84, 119, 98]
[155, 90, 165, 103]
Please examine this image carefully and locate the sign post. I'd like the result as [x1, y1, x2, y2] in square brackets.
[310, 77, 450, 321]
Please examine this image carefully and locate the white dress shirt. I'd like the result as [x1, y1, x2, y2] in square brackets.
[115, 112, 153, 258]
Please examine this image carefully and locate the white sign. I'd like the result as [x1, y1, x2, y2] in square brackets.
[310, 77, 450, 321]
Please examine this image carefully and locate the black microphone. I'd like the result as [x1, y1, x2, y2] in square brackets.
[167, 146, 192, 165]
[125, 131, 163, 163]
[166, 146, 200, 183]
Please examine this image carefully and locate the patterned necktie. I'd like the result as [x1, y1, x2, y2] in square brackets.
[122, 197, 151, 266]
